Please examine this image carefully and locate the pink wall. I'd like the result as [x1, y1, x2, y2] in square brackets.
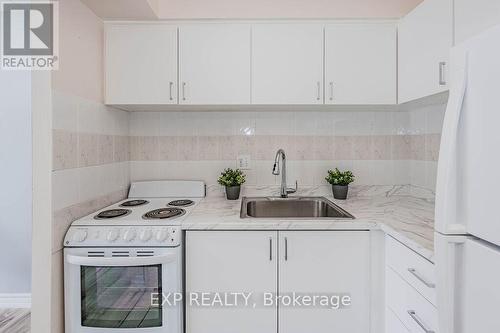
[158, 0, 423, 19]
[52, 0, 103, 103]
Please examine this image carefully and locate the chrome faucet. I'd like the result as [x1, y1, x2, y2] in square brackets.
[272, 149, 297, 198]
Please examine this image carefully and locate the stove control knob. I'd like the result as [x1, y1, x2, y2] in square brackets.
[139, 229, 152, 242]
[72, 229, 87, 243]
[107, 229, 120, 242]
[123, 229, 136, 242]
[155, 229, 170, 242]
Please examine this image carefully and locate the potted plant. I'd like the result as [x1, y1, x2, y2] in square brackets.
[218, 168, 246, 200]
[325, 168, 354, 200]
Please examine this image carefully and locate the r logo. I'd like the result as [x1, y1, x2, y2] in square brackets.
[2, 2, 54, 56]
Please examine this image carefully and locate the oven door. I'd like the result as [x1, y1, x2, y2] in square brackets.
[64, 247, 182, 333]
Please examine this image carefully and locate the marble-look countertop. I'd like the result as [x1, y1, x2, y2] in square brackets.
[182, 185, 436, 262]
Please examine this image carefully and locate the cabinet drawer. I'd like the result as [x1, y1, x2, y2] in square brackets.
[386, 306, 410, 333]
[386, 236, 436, 305]
[386, 267, 438, 333]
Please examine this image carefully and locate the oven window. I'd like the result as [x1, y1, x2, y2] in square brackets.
[80, 265, 162, 328]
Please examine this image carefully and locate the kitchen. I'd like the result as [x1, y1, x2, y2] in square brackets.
[1, 0, 500, 332]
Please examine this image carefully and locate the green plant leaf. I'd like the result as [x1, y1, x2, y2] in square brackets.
[217, 168, 246, 187]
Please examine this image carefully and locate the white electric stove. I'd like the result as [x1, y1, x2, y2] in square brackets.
[63, 180, 205, 333]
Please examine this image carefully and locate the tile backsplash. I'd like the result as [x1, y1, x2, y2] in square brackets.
[128, 104, 445, 190]
[51, 90, 130, 253]
[52, 98, 446, 251]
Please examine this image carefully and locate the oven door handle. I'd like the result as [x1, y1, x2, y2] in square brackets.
[65, 253, 176, 267]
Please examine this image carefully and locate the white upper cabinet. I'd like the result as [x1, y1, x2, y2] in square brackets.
[398, 0, 453, 103]
[455, 0, 500, 44]
[105, 24, 178, 105]
[178, 24, 251, 105]
[251, 24, 324, 104]
[325, 23, 396, 105]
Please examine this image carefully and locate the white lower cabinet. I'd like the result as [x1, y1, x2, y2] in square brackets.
[278, 231, 370, 333]
[186, 231, 278, 333]
[186, 231, 371, 333]
[386, 307, 410, 333]
[385, 236, 438, 333]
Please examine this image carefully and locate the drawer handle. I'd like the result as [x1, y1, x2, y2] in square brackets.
[269, 237, 273, 261]
[408, 268, 435, 288]
[407, 310, 435, 333]
[439, 61, 447, 86]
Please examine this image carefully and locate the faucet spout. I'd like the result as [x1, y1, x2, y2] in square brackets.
[272, 149, 297, 198]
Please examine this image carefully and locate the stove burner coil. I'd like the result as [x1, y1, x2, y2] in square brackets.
[120, 199, 149, 207]
[168, 199, 195, 207]
[94, 209, 131, 219]
[143, 208, 186, 220]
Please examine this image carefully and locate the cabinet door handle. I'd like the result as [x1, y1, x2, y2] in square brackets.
[407, 310, 435, 333]
[329, 82, 334, 101]
[408, 268, 435, 288]
[284, 237, 288, 261]
[269, 238, 273, 261]
[439, 62, 447, 86]
[169, 82, 174, 101]
[182, 82, 186, 101]
[316, 81, 321, 101]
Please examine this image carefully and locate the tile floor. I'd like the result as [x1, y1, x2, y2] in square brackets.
[0, 309, 30, 333]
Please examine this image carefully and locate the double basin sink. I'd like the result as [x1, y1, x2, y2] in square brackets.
[240, 196, 354, 219]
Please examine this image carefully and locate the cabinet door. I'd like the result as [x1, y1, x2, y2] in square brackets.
[278, 231, 370, 333]
[186, 231, 278, 333]
[398, 0, 453, 103]
[455, 0, 500, 43]
[251, 24, 324, 104]
[179, 24, 251, 104]
[105, 24, 177, 104]
[325, 23, 396, 105]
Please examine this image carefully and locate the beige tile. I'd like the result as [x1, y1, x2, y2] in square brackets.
[178, 136, 198, 161]
[353, 136, 373, 160]
[372, 135, 392, 160]
[139, 136, 159, 161]
[98, 134, 114, 165]
[78, 133, 98, 167]
[294, 136, 315, 160]
[53, 129, 77, 170]
[425, 133, 441, 161]
[391, 135, 412, 160]
[113, 135, 130, 162]
[333, 136, 354, 160]
[313, 136, 333, 160]
[410, 135, 426, 160]
[255, 135, 278, 160]
[236, 135, 256, 157]
[129, 136, 140, 161]
[198, 136, 221, 160]
[158, 136, 179, 161]
[219, 136, 237, 161]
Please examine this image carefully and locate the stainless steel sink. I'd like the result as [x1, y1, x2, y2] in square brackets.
[240, 197, 355, 219]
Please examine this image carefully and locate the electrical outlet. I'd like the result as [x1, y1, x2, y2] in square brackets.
[237, 154, 251, 170]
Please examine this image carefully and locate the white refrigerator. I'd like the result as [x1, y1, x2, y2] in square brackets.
[435, 24, 500, 333]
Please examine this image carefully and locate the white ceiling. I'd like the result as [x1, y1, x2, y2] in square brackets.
[82, 0, 424, 20]
[81, 0, 159, 20]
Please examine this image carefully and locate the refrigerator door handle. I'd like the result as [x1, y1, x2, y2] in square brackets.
[435, 51, 469, 234]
